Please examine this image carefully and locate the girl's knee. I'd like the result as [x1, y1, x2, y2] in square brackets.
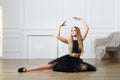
[80, 64, 88, 71]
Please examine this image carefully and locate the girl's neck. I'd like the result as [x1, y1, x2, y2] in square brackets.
[73, 37, 77, 40]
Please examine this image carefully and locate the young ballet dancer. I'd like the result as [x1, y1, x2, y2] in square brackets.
[18, 17, 96, 72]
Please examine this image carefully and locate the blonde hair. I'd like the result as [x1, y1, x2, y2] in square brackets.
[68, 26, 84, 55]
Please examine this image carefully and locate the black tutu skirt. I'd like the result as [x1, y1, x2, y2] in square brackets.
[48, 54, 96, 72]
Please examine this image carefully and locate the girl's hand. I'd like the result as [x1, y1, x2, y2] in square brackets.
[73, 17, 85, 23]
[60, 20, 66, 27]
[73, 17, 81, 21]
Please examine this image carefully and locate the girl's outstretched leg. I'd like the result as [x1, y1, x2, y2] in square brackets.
[27, 64, 53, 71]
[18, 64, 53, 73]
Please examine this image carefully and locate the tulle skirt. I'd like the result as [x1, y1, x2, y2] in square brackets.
[48, 54, 96, 72]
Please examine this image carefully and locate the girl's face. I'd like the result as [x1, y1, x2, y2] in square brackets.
[71, 27, 77, 37]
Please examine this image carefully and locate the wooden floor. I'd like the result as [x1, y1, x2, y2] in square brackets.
[0, 59, 120, 80]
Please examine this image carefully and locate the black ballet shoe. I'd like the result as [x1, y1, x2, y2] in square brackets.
[18, 67, 27, 73]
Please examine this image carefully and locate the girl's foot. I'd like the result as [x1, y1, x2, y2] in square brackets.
[18, 67, 27, 73]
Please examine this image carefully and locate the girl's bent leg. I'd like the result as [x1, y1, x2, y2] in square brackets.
[80, 64, 88, 71]
[80, 62, 96, 71]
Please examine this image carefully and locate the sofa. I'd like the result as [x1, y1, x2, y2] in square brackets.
[94, 32, 120, 60]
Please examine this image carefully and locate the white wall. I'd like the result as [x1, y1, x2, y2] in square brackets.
[0, 0, 3, 57]
[1, 0, 21, 59]
[1, 0, 120, 59]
